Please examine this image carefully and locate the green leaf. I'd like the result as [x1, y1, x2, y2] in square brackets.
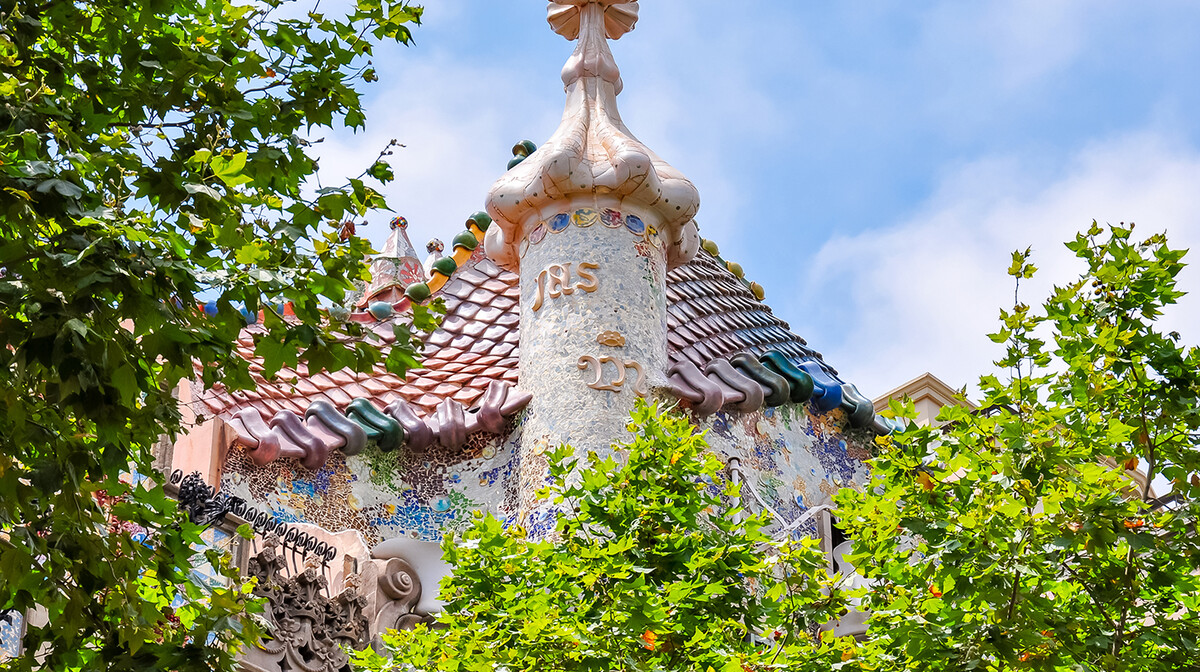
[36, 178, 83, 198]
[184, 182, 222, 200]
[211, 151, 252, 187]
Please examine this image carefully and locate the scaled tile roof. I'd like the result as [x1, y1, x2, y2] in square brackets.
[196, 245, 836, 423]
[196, 246, 517, 422]
[666, 252, 832, 374]
[191, 235, 893, 471]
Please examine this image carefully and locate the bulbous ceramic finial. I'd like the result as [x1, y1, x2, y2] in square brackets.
[483, 0, 700, 272]
[547, 0, 639, 41]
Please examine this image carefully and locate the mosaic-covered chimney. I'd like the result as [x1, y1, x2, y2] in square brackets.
[484, 0, 701, 475]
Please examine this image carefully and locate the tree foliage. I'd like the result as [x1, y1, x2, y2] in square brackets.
[357, 224, 1197, 672]
[355, 401, 859, 672]
[0, 0, 427, 669]
[838, 223, 1200, 670]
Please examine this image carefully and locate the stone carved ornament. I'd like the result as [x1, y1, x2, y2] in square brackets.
[371, 557, 432, 643]
[242, 537, 433, 672]
[245, 536, 370, 672]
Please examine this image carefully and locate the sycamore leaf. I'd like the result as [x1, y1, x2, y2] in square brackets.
[36, 178, 83, 198]
[184, 182, 222, 200]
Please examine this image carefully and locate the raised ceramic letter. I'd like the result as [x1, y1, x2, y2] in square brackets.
[533, 262, 601, 312]
[547, 264, 574, 298]
[599, 356, 626, 390]
[625, 360, 648, 397]
[578, 355, 603, 387]
[579, 355, 648, 397]
[532, 269, 548, 312]
[576, 261, 600, 293]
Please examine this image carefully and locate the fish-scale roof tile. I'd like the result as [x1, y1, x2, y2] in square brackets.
[456, 268, 490, 285]
[454, 387, 485, 405]
[461, 321, 488, 338]
[426, 331, 453, 348]
[457, 302, 481, 321]
[490, 296, 517, 311]
[467, 288, 496, 304]
[475, 259, 503, 278]
[196, 247, 840, 427]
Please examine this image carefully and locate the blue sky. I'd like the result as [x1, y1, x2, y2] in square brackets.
[316, 1, 1200, 398]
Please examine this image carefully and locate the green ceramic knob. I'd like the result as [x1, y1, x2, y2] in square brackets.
[431, 256, 458, 276]
[507, 155, 525, 170]
[512, 139, 537, 156]
[726, 260, 744, 278]
[701, 239, 720, 256]
[367, 301, 395, 320]
[453, 230, 478, 251]
[468, 211, 493, 232]
[405, 282, 431, 302]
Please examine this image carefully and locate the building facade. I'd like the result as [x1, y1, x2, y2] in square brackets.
[164, 2, 894, 669]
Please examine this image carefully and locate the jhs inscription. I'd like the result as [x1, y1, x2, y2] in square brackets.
[531, 262, 599, 312]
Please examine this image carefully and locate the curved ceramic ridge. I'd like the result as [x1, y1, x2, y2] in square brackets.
[434, 399, 467, 449]
[232, 408, 282, 466]
[667, 371, 705, 403]
[759, 351, 815, 404]
[704, 369, 745, 406]
[798, 361, 843, 413]
[228, 382, 538, 468]
[839, 384, 876, 429]
[474, 381, 508, 435]
[667, 361, 724, 416]
[872, 416, 901, 435]
[662, 352, 890, 435]
[705, 358, 763, 413]
[347, 398, 404, 451]
[306, 401, 368, 455]
[385, 399, 435, 452]
[269, 410, 329, 471]
[497, 385, 534, 416]
[301, 405, 347, 451]
[730, 353, 790, 408]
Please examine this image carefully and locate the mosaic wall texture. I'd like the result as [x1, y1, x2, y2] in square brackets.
[695, 404, 872, 539]
[0, 611, 20, 659]
[221, 417, 525, 546]
[218, 397, 868, 547]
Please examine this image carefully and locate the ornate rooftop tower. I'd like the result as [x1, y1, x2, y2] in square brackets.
[485, 0, 702, 483]
[358, 216, 426, 307]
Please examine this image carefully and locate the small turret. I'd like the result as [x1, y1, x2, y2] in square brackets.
[358, 216, 426, 307]
[482, 0, 702, 508]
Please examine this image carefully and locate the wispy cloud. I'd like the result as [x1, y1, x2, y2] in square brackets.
[796, 131, 1200, 398]
[303, 1, 1200, 401]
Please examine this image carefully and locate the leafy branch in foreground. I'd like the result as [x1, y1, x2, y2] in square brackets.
[355, 400, 861, 672]
[0, 0, 429, 669]
[838, 223, 1200, 671]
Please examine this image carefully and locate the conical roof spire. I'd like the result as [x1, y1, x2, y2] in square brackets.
[359, 216, 426, 307]
[483, 0, 701, 271]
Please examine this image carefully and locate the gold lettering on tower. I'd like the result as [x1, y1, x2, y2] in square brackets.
[531, 261, 600, 312]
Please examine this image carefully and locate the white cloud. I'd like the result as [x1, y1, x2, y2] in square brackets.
[799, 130, 1200, 399]
[309, 27, 562, 253]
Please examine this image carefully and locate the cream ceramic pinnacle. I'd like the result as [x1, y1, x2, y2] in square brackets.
[484, 0, 701, 272]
